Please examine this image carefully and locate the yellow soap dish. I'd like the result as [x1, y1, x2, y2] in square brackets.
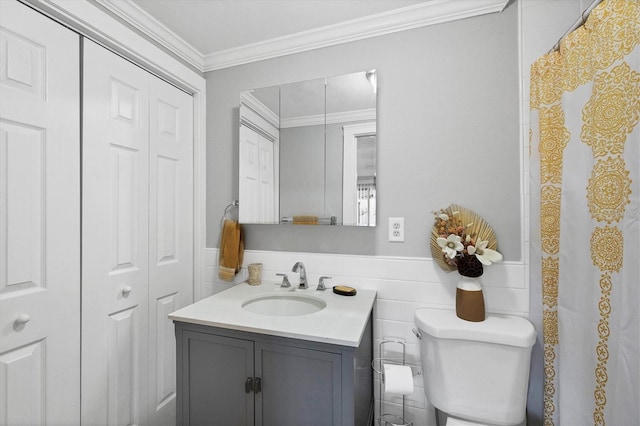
[333, 285, 357, 296]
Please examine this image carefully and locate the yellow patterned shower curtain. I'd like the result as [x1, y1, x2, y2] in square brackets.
[530, 0, 639, 424]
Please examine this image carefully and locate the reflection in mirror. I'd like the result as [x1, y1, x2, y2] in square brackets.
[357, 135, 377, 226]
[239, 70, 377, 226]
[279, 78, 326, 221]
[239, 85, 280, 224]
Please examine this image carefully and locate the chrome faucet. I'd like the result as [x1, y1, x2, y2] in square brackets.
[291, 262, 308, 289]
[276, 273, 291, 288]
[317, 276, 331, 291]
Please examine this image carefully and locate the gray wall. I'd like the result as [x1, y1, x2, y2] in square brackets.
[279, 121, 370, 223]
[279, 124, 326, 218]
[206, 2, 520, 259]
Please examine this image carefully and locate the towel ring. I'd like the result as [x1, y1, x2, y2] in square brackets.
[220, 200, 239, 227]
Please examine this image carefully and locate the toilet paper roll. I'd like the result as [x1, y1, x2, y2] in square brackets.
[383, 363, 414, 395]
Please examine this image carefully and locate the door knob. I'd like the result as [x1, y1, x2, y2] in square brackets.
[122, 286, 133, 296]
[15, 314, 31, 325]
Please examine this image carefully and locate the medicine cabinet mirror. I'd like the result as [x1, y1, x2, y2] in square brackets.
[239, 70, 377, 226]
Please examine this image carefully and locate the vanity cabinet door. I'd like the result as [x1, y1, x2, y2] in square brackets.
[180, 330, 255, 426]
[176, 320, 373, 426]
[256, 343, 342, 426]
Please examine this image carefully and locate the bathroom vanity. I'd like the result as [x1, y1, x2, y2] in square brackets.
[170, 282, 376, 426]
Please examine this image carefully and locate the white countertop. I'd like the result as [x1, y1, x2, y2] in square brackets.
[169, 282, 377, 347]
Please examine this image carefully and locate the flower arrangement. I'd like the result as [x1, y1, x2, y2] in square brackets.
[430, 204, 502, 277]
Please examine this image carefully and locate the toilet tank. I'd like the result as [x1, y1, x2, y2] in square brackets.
[414, 308, 536, 426]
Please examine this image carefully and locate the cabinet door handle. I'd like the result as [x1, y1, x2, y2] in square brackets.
[245, 377, 253, 394]
[254, 377, 261, 394]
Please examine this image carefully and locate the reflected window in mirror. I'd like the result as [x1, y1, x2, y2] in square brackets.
[357, 134, 376, 227]
[341, 122, 376, 226]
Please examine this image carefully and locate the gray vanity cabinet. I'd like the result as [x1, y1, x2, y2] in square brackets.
[180, 331, 255, 425]
[175, 317, 373, 426]
[257, 342, 342, 425]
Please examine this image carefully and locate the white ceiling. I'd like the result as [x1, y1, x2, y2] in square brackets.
[99, 0, 509, 71]
[129, 0, 430, 55]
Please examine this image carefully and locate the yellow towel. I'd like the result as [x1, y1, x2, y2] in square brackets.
[218, 219, 244, 282]
[292, 215, 318, 225]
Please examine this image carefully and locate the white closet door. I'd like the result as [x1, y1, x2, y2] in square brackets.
[239, 125, 276, 223]
[148, 75, 193, 425]
[258, 136, 275, 222]
[82, 39, 150, 426]
[0, 2, 80, 425]
[239, 124, 261, 223]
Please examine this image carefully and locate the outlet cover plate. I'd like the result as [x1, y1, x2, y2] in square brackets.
[389, 217, 405, 242]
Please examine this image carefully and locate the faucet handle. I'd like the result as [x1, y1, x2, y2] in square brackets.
[317, 276, 332, 291]
[276, 273, 291, 288]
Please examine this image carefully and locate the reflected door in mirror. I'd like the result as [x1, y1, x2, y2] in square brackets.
[239, 124, 277, 223]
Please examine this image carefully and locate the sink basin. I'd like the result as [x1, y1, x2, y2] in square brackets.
[242, 293, 327, 316]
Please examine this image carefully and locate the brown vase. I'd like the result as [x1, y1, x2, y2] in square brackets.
[455, 275, 485, 322]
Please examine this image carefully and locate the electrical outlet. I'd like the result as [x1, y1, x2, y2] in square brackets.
[388, 217, 405, 242]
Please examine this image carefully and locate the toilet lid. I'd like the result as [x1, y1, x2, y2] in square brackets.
[414, 308, 536, 347]
[446, 415, 490, 426]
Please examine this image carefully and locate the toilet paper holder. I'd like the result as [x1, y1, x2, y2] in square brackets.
[372, 338, 420, 426]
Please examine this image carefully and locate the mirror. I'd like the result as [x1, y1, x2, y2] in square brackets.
[239, 70, 377, 226]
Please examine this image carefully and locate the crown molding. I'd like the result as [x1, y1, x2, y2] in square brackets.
[238, 93, 375, 129]
[240, 92, 279, 129]
[280, 108, 376, 129]
[203, 0, 508, 71]
[327, 108, 376, 126]
[95, 0, 205, 72]
[92, 0, 508, 73]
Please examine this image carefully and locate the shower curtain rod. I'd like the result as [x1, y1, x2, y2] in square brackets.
[549, 0, 603, 53]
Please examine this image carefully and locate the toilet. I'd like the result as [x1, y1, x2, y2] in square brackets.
[414, 308, 536, 426]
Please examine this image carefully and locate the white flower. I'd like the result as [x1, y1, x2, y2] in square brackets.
[438, 213, 449, 221]
[468, 240, 503, 265]
[437, 234, 463, 259]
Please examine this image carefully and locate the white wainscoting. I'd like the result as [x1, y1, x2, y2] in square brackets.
[200, 247, 528, 425]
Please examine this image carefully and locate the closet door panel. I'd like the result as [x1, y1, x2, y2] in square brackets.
[258, 136, 275, 222]
[239, 124, 260, 223]
[0, 2, 80, 424]
[82, 39, 150, 426]
[148, 77, 193, 425]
